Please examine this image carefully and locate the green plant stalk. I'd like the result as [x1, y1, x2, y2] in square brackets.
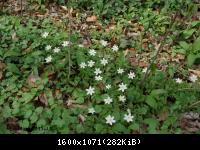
[140, 12, 178, 90]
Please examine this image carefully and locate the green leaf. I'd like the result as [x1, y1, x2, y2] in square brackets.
[179, 41, 190, 51]
[183, 29, 195, 39]
[36, 118, 46, 127]
[144, 118, 159, 131]
[187, 53, 200, 66]
[30, 113, 38, 124]
[3, 50, 21, 58]
[95, 124, 104, 133]
[20, 120, 29, 129]
[24, 110, 32, 119]
[6, 63, 21, 75]
[192, 36, 200, 52]
[129, 123, 140, 131]
[146, 96, 157, 108]
[150, 89, 167, 96]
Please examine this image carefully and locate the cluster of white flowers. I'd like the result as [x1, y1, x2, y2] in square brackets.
[43, 38, 73, 63]
[175, 74, 198, 84]
[80, 40, 136, 125]
[105, 109, 134, 126]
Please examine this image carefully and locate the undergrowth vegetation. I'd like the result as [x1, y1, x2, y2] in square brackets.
[0, 0, 200, 134]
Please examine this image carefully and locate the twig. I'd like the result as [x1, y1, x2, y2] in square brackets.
[67, 8, 73, 80]
[140, 12, 178, 90]
[189, 101, 200, 108]
[20, 0, 23, 16]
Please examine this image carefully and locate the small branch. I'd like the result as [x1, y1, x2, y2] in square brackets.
[67, 8, 73, 80]
[20, 0, 23, 16]
[189, 101, 200, 108]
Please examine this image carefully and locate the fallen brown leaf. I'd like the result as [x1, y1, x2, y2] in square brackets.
[189, 69, 200, 77]
[86, 15, 97, 23]
[38, 93, 48, 106]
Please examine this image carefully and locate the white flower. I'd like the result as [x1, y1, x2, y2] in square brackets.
[86, 86, 95, 96]
[45, 45, 51, 51]
[62, 41, 70, 47]
[42, 32, 49, 38]
[118, 83, 127, 92]
[104, 96, 113, 104]
[106, 84, 111, 89]
[175, 78, 183, 84]
[128, 72, 136, 79]
[100, 40, 108, 46]
[95, 75, 103, 81]
[80, 62, 87, 68]
[105, 115, 116, 126]
[119, 95, 126, 102]
[124, 113, 134, 123]
[142, 67, 148, 73]
[88, 60, 95, 67]
[117, 68, 124, 74]
[45, 55, 52, 63]
[94, 68, 102, 75]
[88, 108, 95, 114]
[112, 45, 119, 52]
[100, 58, 108, 66]
[53, 47, 60, 53]
[78, 44, 84, 48]
[89, 49, 96, 56]
[189, 74, 198, 82]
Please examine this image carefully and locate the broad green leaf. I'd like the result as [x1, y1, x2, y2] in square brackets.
[6, 63, 21, 75]
[146, 96, 157, 108]
[179, 41, 190, 51]
[192, 36, 200, 52]
[187, 53, 199, 66]
[183, 29, 195, 39]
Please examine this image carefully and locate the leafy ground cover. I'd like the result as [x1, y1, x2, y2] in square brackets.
[0, 0, 200, 134]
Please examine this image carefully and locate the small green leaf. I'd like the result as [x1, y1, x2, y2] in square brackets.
[20, 120, 29, 129]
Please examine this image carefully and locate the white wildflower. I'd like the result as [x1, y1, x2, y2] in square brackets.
[105, 115, 116, 126]
[112, 45, 119, 52]
[89, 49, 96, 56]
[118, 83, 127, 92]
[88, 60, 95, 67]
[86, 86, 95, 96]
[119, 95, 126, 102]
[104, 96, 113, 104]
[45, 55, 52, 63]
[88, 108, 95, 114]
